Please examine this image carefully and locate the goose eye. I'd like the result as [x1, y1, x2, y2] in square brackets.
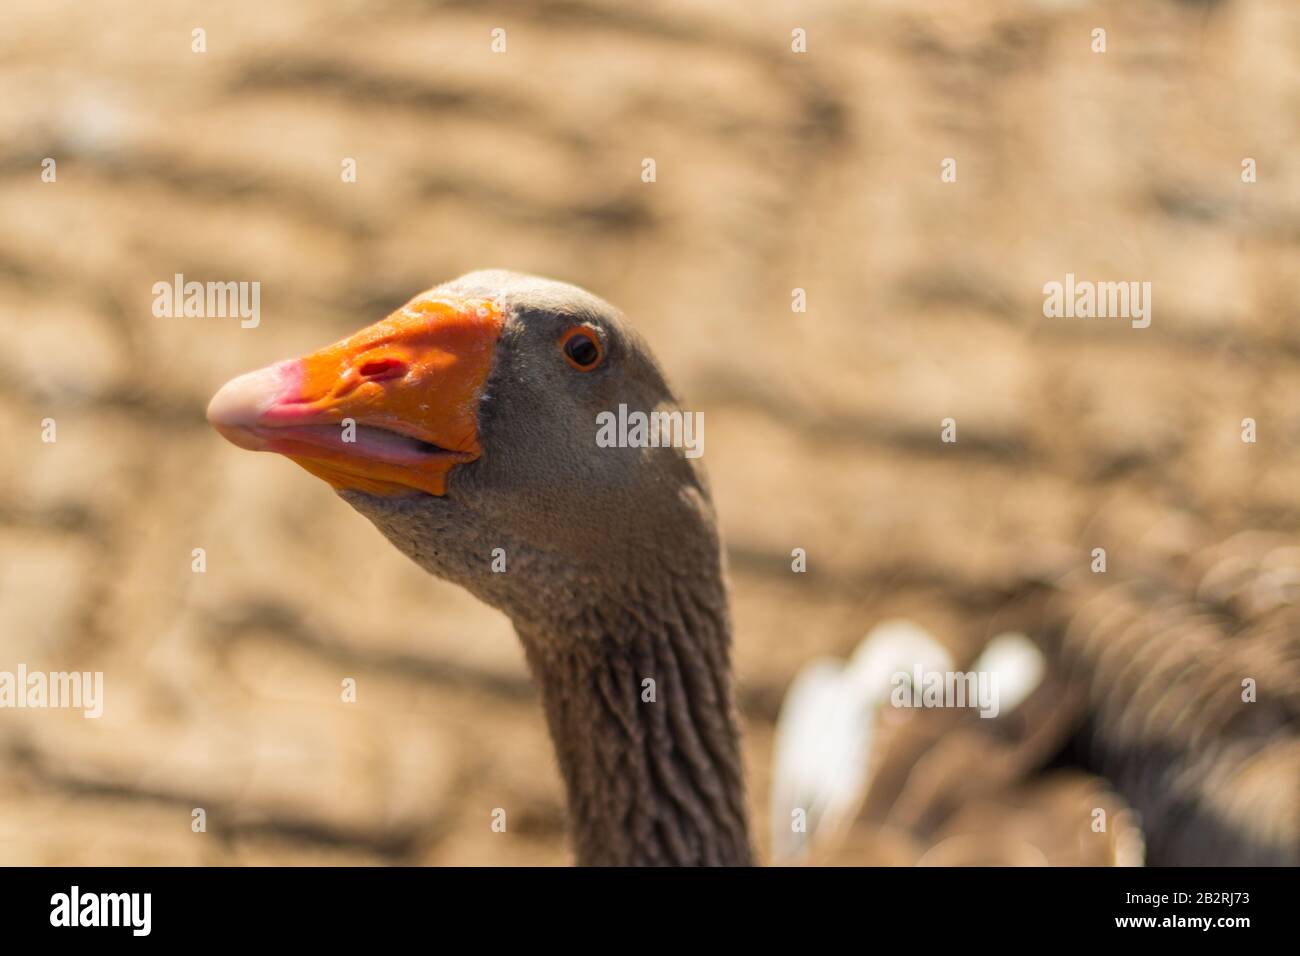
[560, 328, 603, 370]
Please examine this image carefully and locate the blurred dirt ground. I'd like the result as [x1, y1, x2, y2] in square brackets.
[1, 0, 1299, 864]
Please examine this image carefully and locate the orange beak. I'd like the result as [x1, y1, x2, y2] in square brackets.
[207, 293, 504, 496]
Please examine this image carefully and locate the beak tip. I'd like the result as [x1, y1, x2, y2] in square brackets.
[207, 360, 300, 440]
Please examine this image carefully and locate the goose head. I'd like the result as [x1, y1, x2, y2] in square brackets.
[207, 270, 720, 635]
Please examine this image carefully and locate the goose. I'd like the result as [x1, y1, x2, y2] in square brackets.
[209, 271, 752, 865]
[774, 535, 1300, 867]
[208, 271, 1299, 866]
[772, 626, 1144, 866]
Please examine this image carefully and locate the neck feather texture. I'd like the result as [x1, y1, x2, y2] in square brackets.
[517, 575, 753, 866]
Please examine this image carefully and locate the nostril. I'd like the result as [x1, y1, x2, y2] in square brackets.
[357, 358, 408, 381]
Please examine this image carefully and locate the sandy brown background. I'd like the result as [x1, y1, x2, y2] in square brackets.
[1, 0, 1298, 864]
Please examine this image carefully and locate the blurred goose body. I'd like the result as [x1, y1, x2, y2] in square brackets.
[772, 626, 1145, 866]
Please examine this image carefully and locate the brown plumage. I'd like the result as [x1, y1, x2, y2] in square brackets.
[1041, 532, 1300, 865]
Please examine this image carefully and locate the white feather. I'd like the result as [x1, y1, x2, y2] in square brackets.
[971, 632, 1045, 716]
[769, 620, 952, 863]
